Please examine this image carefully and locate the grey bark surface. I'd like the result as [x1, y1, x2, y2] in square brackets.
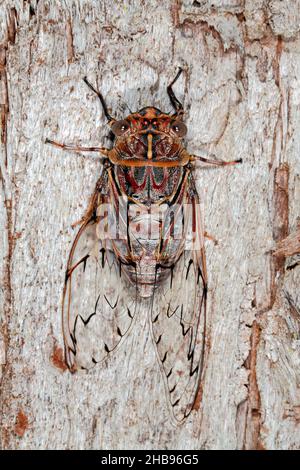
[0, 0, 300, 450]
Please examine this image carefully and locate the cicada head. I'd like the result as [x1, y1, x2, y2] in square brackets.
[109, 107, 187, 163]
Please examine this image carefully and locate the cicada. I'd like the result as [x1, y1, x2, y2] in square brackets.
[46, 69, 241, 423]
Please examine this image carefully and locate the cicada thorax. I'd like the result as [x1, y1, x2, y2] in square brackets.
[120, 132, 179, 163]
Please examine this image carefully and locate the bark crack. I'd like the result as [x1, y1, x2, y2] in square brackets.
[239, 321, 264, 450]
[0, 6, 18, 448]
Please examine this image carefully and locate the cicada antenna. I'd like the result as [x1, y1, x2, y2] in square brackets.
[167, 67, 184, 116]
[83, 76, 115, 123]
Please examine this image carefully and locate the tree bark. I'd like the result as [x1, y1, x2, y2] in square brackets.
[1, 0, 300, 450]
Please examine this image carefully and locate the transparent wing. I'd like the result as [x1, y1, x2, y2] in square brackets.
[150, 179, 207, 423]
[62, 182, 139, 371]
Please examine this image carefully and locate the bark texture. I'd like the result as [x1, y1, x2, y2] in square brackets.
[0, 0, 300, 450]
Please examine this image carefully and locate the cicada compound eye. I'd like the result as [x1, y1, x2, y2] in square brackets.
[111, 120, 130, 136]
[171, 120, 187, 137]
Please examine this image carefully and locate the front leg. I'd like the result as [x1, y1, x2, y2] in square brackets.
[45, 139, 110, 228]
[45, 138, 109, 157]
[72, 169, 110, 228]
[191, 154, 242, 167]
[71, 180, 101, 228]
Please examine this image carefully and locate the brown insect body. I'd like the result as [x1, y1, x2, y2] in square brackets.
[46, 70, 241, 423]
[106, 106, 190, 298]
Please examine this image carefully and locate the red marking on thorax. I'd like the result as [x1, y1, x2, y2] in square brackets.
[117, 167, 172, 194]
[150, 168, 168, 190]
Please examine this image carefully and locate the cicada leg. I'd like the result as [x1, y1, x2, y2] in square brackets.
[71, 216, 87, 229]
[71, 174, 106, 228]
[191, 154, 242, 166]
[45, 139, 110, 228]
[204, 231, 218, 245]
[45, 138, 109, 156]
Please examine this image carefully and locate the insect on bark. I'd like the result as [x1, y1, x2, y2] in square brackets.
[46, 69, 241, 423]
